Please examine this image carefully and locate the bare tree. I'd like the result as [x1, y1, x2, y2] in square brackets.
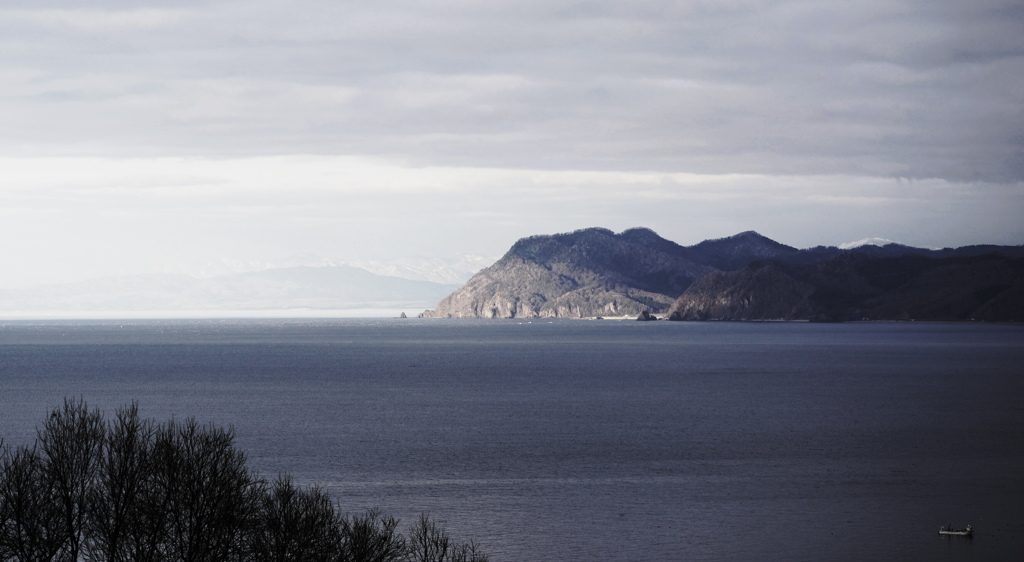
[84, 403, 157, 562]
[156, 418, 259, 562]
[404, 515, 488, 562]
[38, 398, 106, 562]
[449, 541, 489, 562]
[339, 508, 406, 562]
[405, 514, 451, 562]
[0, 445, 66, 562]
[249, 475, 342, 562]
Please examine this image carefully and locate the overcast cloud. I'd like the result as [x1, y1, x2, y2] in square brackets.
[1, 0, 1022, 287]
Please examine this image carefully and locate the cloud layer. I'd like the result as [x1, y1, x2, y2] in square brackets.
[0, 1, 1022, 287]
[2, 0, 1022, 181]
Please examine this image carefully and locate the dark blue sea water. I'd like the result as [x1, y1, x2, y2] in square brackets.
[2, 319, 1023, 561]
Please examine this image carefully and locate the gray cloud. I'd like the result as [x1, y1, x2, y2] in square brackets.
[1, 0, 1021, 181]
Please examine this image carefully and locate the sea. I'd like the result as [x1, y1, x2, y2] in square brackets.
[1, 318, 1022, 561]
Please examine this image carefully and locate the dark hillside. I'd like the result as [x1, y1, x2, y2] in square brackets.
[689, 231, 800, 270]
[668, 253, 1024, 322]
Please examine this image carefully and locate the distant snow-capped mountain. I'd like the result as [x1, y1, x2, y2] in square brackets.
[164, 253, 495, 285]
[837, 237, 899, 249]
[0, 266, 459, 312]
[345, 253, 496, 285]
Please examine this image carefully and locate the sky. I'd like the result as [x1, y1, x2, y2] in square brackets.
[1, 0, 1022, 287]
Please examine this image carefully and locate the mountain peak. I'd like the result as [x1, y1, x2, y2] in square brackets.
[688, 231, 798, 270]
[714, 230, 775, 242]
[617, 227, 677, 247]
[619, 226, 660, 237]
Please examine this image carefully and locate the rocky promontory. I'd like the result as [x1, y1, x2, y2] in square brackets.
[421, 227, 713, 318]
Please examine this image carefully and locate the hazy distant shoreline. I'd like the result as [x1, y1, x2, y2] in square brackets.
[2, 310, 1016, 325]
[0, 308, 413, 320]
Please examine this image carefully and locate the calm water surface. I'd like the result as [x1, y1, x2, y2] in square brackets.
[2, 319, 1023, 561]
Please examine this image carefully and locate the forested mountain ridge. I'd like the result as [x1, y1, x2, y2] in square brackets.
[668, 252, 1024, 322]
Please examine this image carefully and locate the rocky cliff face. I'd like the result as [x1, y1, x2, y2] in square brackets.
[422, 227, 713, 318]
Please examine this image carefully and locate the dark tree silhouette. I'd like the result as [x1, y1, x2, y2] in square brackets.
[406, 514, 450, 562]
[86, 404, 159, 562]
[0, 446, 65, 561]
[406, 514, 488, 562]
[37, 399, 105, 562]
[339, 508, 405, 562]
[449, 541, 488, 562]
[0, 402, 489, 562]
[250, 475, 342, 562]
[155, 418, 259, 562]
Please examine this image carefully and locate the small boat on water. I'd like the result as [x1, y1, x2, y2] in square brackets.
[939, 524, 972, 536]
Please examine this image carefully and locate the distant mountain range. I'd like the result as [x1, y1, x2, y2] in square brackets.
[344, 254, 497, 285]
[159, 252, 496, 285]
[0, 266, 459, 313]
[421, 228, 1024, 322]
